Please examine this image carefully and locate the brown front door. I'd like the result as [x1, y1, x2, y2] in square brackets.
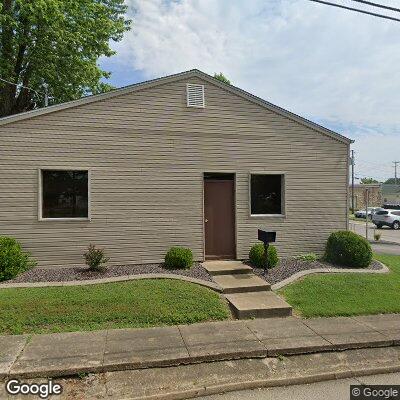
[204, 178, 235, 259]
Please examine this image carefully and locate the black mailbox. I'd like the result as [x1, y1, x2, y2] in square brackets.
[258, 230, 276, 244]
[257, 229, 276, 274]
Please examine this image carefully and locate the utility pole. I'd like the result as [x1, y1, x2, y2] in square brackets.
[394, 161, 400, 185]
[351, 150, 355, 212]
[365, 188, 369, 241]
[43, 83, 49, 107]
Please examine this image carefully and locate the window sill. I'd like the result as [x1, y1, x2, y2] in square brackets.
[38, 218, 91, 222]
[250, 214, 286, 218]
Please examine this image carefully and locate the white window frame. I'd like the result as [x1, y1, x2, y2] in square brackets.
[249, 172, 286, 218]
[38, 167, 92, 221]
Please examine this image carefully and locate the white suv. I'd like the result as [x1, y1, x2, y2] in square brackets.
[372, 209, 400, 230]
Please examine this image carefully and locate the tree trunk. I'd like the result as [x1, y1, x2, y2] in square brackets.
[0, 0, 17, 117]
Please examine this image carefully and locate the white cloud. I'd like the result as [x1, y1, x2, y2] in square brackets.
[112, 0, 400, 180]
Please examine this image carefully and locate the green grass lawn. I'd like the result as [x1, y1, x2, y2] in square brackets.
[280, 253, 400, 318]
[0, 279, 230, 335]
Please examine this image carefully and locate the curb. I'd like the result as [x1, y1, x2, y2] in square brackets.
[371, 239, 400, 246]
[137, 363, 400, 400]
[0, 274, 222, 292]
[5, 335, 399, 379]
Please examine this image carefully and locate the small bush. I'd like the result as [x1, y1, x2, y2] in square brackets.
[296, 253, 318, 262]
[84, 244, 110, 272]
[324, 231, 372, 268]
[249, 243, 279, 269]
[0, 237, 36, 281]
[374, 233, 381, 242]
[164, 247, 193, 269]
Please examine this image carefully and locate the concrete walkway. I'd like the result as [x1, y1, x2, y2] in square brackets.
[3, 348, 400, 399]
[203, 261, 292, 318]
[1, 314, 399, 379]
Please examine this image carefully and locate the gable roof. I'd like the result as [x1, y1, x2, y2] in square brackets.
[0, 69, 353, 144]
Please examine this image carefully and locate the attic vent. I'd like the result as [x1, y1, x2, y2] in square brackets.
[186, 84, 205, 108]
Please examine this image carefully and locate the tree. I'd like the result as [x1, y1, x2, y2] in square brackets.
[384, 178, 398, 184]
[214, 72, 231, 85]
[360, 177, 379, 184]
[0, 0, 131, 117]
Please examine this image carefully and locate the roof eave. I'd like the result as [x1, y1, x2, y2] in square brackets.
[0, 69, 353, 145]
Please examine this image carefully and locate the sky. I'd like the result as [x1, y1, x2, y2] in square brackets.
[99, 0, 400, 182]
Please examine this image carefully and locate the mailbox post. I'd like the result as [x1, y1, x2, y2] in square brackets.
[257, 229, 276, 274]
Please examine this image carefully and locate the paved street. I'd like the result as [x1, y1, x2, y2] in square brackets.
[350, 220, 400, 245]
[372, 242, 400, 255]
[198, 372, 400, 400]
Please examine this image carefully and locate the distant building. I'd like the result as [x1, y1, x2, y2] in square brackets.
[349, 183, 382, 210]
[382, 184, 400, 206]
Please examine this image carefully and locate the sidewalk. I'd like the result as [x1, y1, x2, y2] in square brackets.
[1, 314, 399, 379]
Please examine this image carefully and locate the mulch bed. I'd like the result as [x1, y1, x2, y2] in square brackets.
[1, 259, 383, 286]
[1, 262, 213, 284]
[251, 259, 383, 285]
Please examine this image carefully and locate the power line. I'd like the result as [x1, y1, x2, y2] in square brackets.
[0, 77, 44, 95]
[0, 76, 49, 106]
[350, 0, 400, 13]
[308, 0, 400, 22]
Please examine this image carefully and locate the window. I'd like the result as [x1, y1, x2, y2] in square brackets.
[376, 210, 388, 215]
[250, 174, 284, 216]
[40, 170, 89, 219]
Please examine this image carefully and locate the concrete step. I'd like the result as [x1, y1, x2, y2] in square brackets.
[213, 273, 271, 294]
[202, 261, 253, 276]
[226, 291, 293, 319]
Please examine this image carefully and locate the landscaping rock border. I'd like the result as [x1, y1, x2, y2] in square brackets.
[251, 258, 384, 286]
[0, 258, 388, 291]
[0, 272, 222, 292]
[271, 260, 389, 290]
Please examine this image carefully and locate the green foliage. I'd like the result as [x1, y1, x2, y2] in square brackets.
[249, 243, 279, 268]
[374, 233, 381, 242]
[360, 177, 379, 184]
[83, 244, 109, 272]
[295, 253, 318, 262]
[0, 0, 131, 117]
[213, 72, 231, 84]
[324, 231, 372, 268]
[384, 178, 398, 184]
[0, 237, 36, 281]
[164, 247, 193, 269]
[0, 279, 230, 334]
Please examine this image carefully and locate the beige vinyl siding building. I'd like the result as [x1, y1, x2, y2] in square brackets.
[0, 70, 352, 268]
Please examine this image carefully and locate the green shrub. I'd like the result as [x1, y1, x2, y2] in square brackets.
[0, 237, 36, 281]
[324, 231, 372, 268]
[164, 247, 193, 269]
[296, 253, 318, 262]
[84, 244, 110, 272]
[374, 233, 381, 242]
[249, 243, 279, 269]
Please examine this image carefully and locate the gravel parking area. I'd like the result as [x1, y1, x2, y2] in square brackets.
[252, 259, 383, 285]
[0, 263, 213, 284]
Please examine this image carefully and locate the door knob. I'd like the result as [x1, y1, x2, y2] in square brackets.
[205, 218, 208, 223]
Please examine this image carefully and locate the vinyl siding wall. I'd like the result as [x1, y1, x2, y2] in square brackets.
[0, 77, 349, 267]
